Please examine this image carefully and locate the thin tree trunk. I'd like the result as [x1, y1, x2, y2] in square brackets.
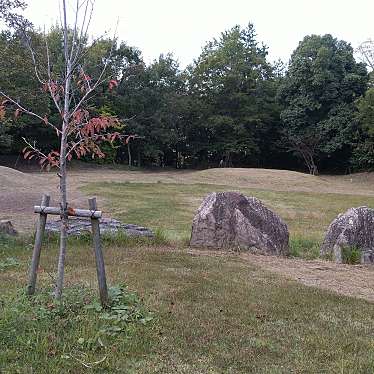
[298, 146, 318, 176]
[175, 145, 178, 169]
[127, 141, 132, 167]
[55, 0, 71, 300]
[224, 151, 231, 168]
[137, 149, 141, 168]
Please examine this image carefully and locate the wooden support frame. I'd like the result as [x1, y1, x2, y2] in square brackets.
[89, 198, 109, 307]
[27, 195, 109, 307]
[27, 194, 50, 295]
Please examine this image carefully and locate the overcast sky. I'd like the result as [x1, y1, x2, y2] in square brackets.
[23, 0, 374, 67]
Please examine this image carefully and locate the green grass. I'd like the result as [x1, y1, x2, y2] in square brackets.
[2, 180, 374, 372]
[341, 245, 362, 265]
[289, 236, 321, 259]
[83, 181, 374, 255]
[1, 238, 374, 373]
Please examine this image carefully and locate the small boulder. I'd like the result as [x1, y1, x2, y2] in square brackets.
[0, 220, 18, 236]
[321, 206, 374, 264]
[190, 191, 289, 255]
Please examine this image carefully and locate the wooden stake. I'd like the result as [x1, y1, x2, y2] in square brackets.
[27, 194, 50, 295]
[88, 197, 109, 307]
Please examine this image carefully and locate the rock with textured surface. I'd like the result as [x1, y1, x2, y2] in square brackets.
[0, 220, 17, 236]
[190, 191, 289, 255]
[321, 206, 374, 264]
[45, 217, 154, 237]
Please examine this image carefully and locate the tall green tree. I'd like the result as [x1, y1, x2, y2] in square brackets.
[188, 23, 281, 167]
[113, 53, 189, 167]
[352, 87, 374, 169]
[278, 34, 368, 174]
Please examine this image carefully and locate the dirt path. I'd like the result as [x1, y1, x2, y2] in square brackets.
[241, 253, 374, 302]
[187, 249, 374, 303]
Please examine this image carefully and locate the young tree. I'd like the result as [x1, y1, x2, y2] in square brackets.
[0, 0, 125, 299]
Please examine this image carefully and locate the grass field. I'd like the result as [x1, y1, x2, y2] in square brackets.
[2, 237, 374, 373]
[84, 181, 374, 258]
[2, 167, 374, 373]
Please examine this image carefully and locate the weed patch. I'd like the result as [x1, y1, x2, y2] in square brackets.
[289, 236, 320, 259]
[341, 245, 362, 265]
[0, 257, 20, 271]
[0, 284, 153, 372]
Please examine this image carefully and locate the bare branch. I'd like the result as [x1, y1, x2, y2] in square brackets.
[22, 32, 45, 86]
[45, 33, 63, 115]
[0, 91, 62, 134]
[356, 40, 374, 71]
[69, 0, 80, 62]
[21, 137, 51, 164]
[71, 0, 94, 66]
[69, 38, 117, 118]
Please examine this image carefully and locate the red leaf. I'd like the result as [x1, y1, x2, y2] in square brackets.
[23, 151, 31, 159]
[14, 109, 21, 119]
[43, 116, 48, 125]
[0, 106, 6, 121]
[108, 79, 118, 91]
[125, 135, 134, 144]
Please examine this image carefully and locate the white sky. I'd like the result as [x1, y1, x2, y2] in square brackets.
[23, 0, 374, 67]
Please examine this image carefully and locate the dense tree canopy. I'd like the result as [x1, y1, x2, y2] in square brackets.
[187, 24, 281, 168]
[278, 34, 368, 174]
[0, 20, 373, 174]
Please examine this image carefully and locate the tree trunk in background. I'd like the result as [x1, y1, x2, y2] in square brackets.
[224, 151, 232, 167]
[127, 142, 132, 167]
[175, 145, 178, 169]
[137, 150, 141, 167]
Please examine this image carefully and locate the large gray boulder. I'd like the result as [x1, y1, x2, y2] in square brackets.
[321, 206, 374, 264]
[190, 192, 289, 255]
